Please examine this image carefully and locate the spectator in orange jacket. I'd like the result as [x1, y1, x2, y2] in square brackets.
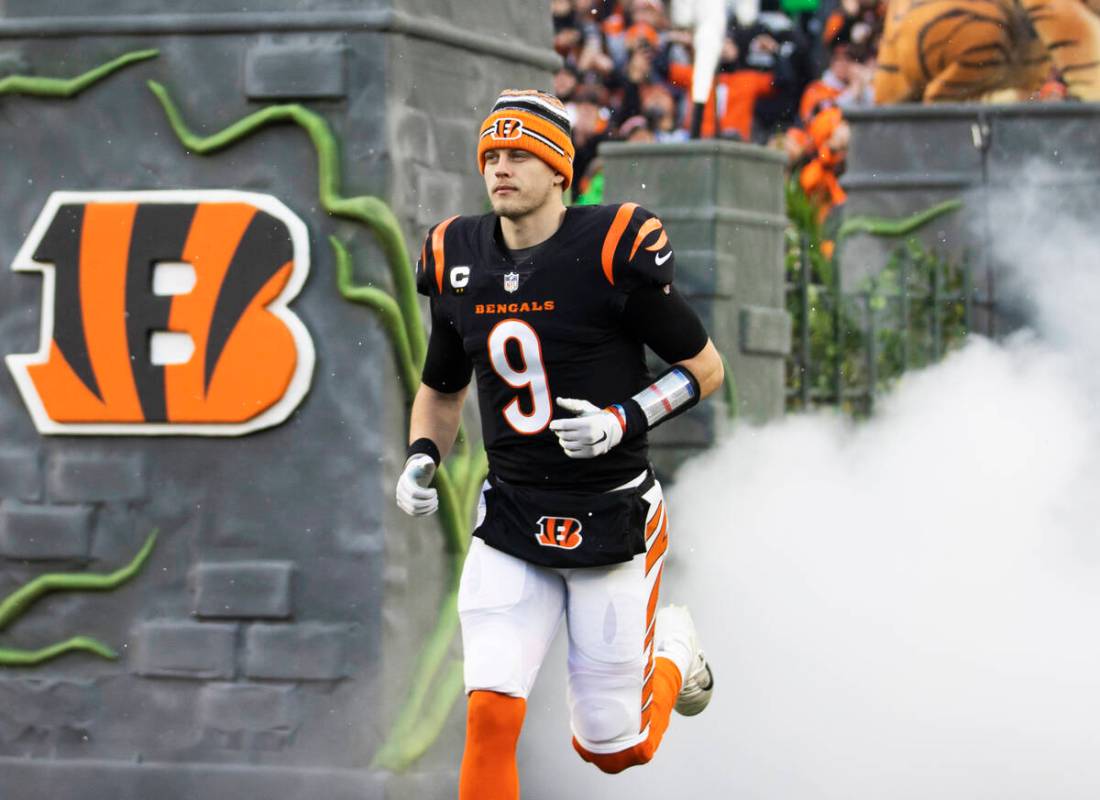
[799, 40, 874, 123]
[667, 31, 775, 140]
[798, 106, 850, 223]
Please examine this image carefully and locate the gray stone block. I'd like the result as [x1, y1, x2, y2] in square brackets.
[199, 683, 298, 733]
[132, 620, 237, 680]
[0, 678, 97, 743]
[0, 51, 30, 77]
[740, 305, 792, 356]
[0, 502, 91, 560]
[194, 561, 295, 619]
[434, 117, 476, 173]
[244, 623, 349, 681]
[46, 452, 145, 504]
[245, 43, 347, 100]
[385, 769, 460, 800]
[0, 758, 385, 800]
[414, 166, 467, 226]
[0, 447, 41, 502]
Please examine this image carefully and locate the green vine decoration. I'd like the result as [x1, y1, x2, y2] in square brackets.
[146, 81, 425, 365]
[836, 199, 963, 243]
[0, 49, 159, 98]
[147, 81, 488, 771]
[0, 531, 158, 665]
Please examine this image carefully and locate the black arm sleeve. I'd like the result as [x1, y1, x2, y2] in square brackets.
[622, 284, 709, 364]
[420, 300, 473, 393]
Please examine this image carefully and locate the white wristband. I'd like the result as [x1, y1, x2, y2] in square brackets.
[630, 366, 699, 428]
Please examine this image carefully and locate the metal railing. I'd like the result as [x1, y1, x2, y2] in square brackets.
[786, 234, 996, 415]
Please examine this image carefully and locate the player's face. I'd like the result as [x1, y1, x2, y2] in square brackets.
[483, 149, 562, 220]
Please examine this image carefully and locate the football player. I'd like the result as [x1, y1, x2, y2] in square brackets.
[396, 89, 724, 799]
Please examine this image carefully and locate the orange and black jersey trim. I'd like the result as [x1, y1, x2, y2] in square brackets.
[415, 203, 707, 491]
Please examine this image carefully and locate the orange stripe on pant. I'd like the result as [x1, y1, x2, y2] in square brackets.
[646, 502, 664, 540]
[646, 517, 669, 576]
[572, 657, 683, 774]
[576, 490, 675, 776]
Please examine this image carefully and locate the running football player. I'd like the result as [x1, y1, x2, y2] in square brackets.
[395, 89, 725, 799]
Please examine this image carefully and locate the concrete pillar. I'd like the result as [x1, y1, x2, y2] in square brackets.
[600, 141, 790, 475]
[0, 3, 556, 798]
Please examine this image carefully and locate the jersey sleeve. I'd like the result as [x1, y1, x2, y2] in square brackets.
[600, 203, 676, 293]
[415, 216, 460, 297]
[420, 298, 473, 393]
[622, 284, 709, 364]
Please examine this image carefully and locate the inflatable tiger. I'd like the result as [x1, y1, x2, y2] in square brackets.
[874, 0, 1100, 102]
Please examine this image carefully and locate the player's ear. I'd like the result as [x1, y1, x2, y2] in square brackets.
[553, 172, 565, 187]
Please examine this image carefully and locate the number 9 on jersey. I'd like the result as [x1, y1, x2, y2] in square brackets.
[487, 319, 552, 435]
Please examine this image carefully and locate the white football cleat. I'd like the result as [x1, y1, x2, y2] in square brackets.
[655, 605, 714, 717]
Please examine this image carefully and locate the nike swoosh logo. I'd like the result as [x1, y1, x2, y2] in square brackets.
[655, 250, 672, 266]
[592, 432, 607, 445]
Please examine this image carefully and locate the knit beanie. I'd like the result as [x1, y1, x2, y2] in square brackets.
[478, 89, 575, 189]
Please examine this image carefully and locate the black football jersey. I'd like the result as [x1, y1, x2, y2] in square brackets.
[416, 203, 677, 491]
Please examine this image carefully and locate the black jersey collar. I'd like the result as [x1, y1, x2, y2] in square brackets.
[484, 206, 577, 271]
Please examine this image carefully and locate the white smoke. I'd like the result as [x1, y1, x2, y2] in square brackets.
[520, 175, 1100, 798]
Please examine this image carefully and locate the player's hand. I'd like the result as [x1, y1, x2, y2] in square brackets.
[549, 398, 624, 459]
[395, 454, 438, 516]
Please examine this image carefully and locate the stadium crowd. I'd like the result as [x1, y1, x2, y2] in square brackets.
[551, 0, 1069, 221]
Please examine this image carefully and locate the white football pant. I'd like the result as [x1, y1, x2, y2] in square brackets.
[458, 476, 669, 755]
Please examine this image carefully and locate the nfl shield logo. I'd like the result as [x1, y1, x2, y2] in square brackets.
[503, 271, 520, 293]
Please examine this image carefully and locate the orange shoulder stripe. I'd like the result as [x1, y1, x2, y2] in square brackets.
[601, 203, 638, 286]
[629, 217, 664, 261]
[432, 215, 459, 293]
[646, 230, 668, 253]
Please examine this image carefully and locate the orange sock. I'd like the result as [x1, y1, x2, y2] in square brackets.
[459, 690, 527, 800]
[572, 656, 683, 774]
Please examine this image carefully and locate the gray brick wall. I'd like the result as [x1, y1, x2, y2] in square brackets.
[0, 759, 385, 800]
[46, 452, 145, 504]
[193, 561, 295, 619]
[245, 42, 348, 101]
[0, 1, 554, 797]
[132, 621, 237, 680]
[243, 623, 350, 681]
[199, 682, 300, 737]
[0, 448, 41, 502]
[0, 679, 97, 744]
[0, 502, 92, 560]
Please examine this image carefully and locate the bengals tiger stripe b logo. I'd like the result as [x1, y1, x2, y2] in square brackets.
[491, 118, 524, 140]
[7, 191, 314, 435]
[535, 516, 584, 550]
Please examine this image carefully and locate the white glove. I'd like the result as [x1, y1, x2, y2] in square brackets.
[549, 397, 624, 459]
[396, 453, 438, 516]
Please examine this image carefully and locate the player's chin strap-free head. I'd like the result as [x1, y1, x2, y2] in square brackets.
[477, 89, 576, 190]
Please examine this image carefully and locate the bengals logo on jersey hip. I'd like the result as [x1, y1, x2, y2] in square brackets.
[6, 190, 314, 436]
[535, 516, 584, 550]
